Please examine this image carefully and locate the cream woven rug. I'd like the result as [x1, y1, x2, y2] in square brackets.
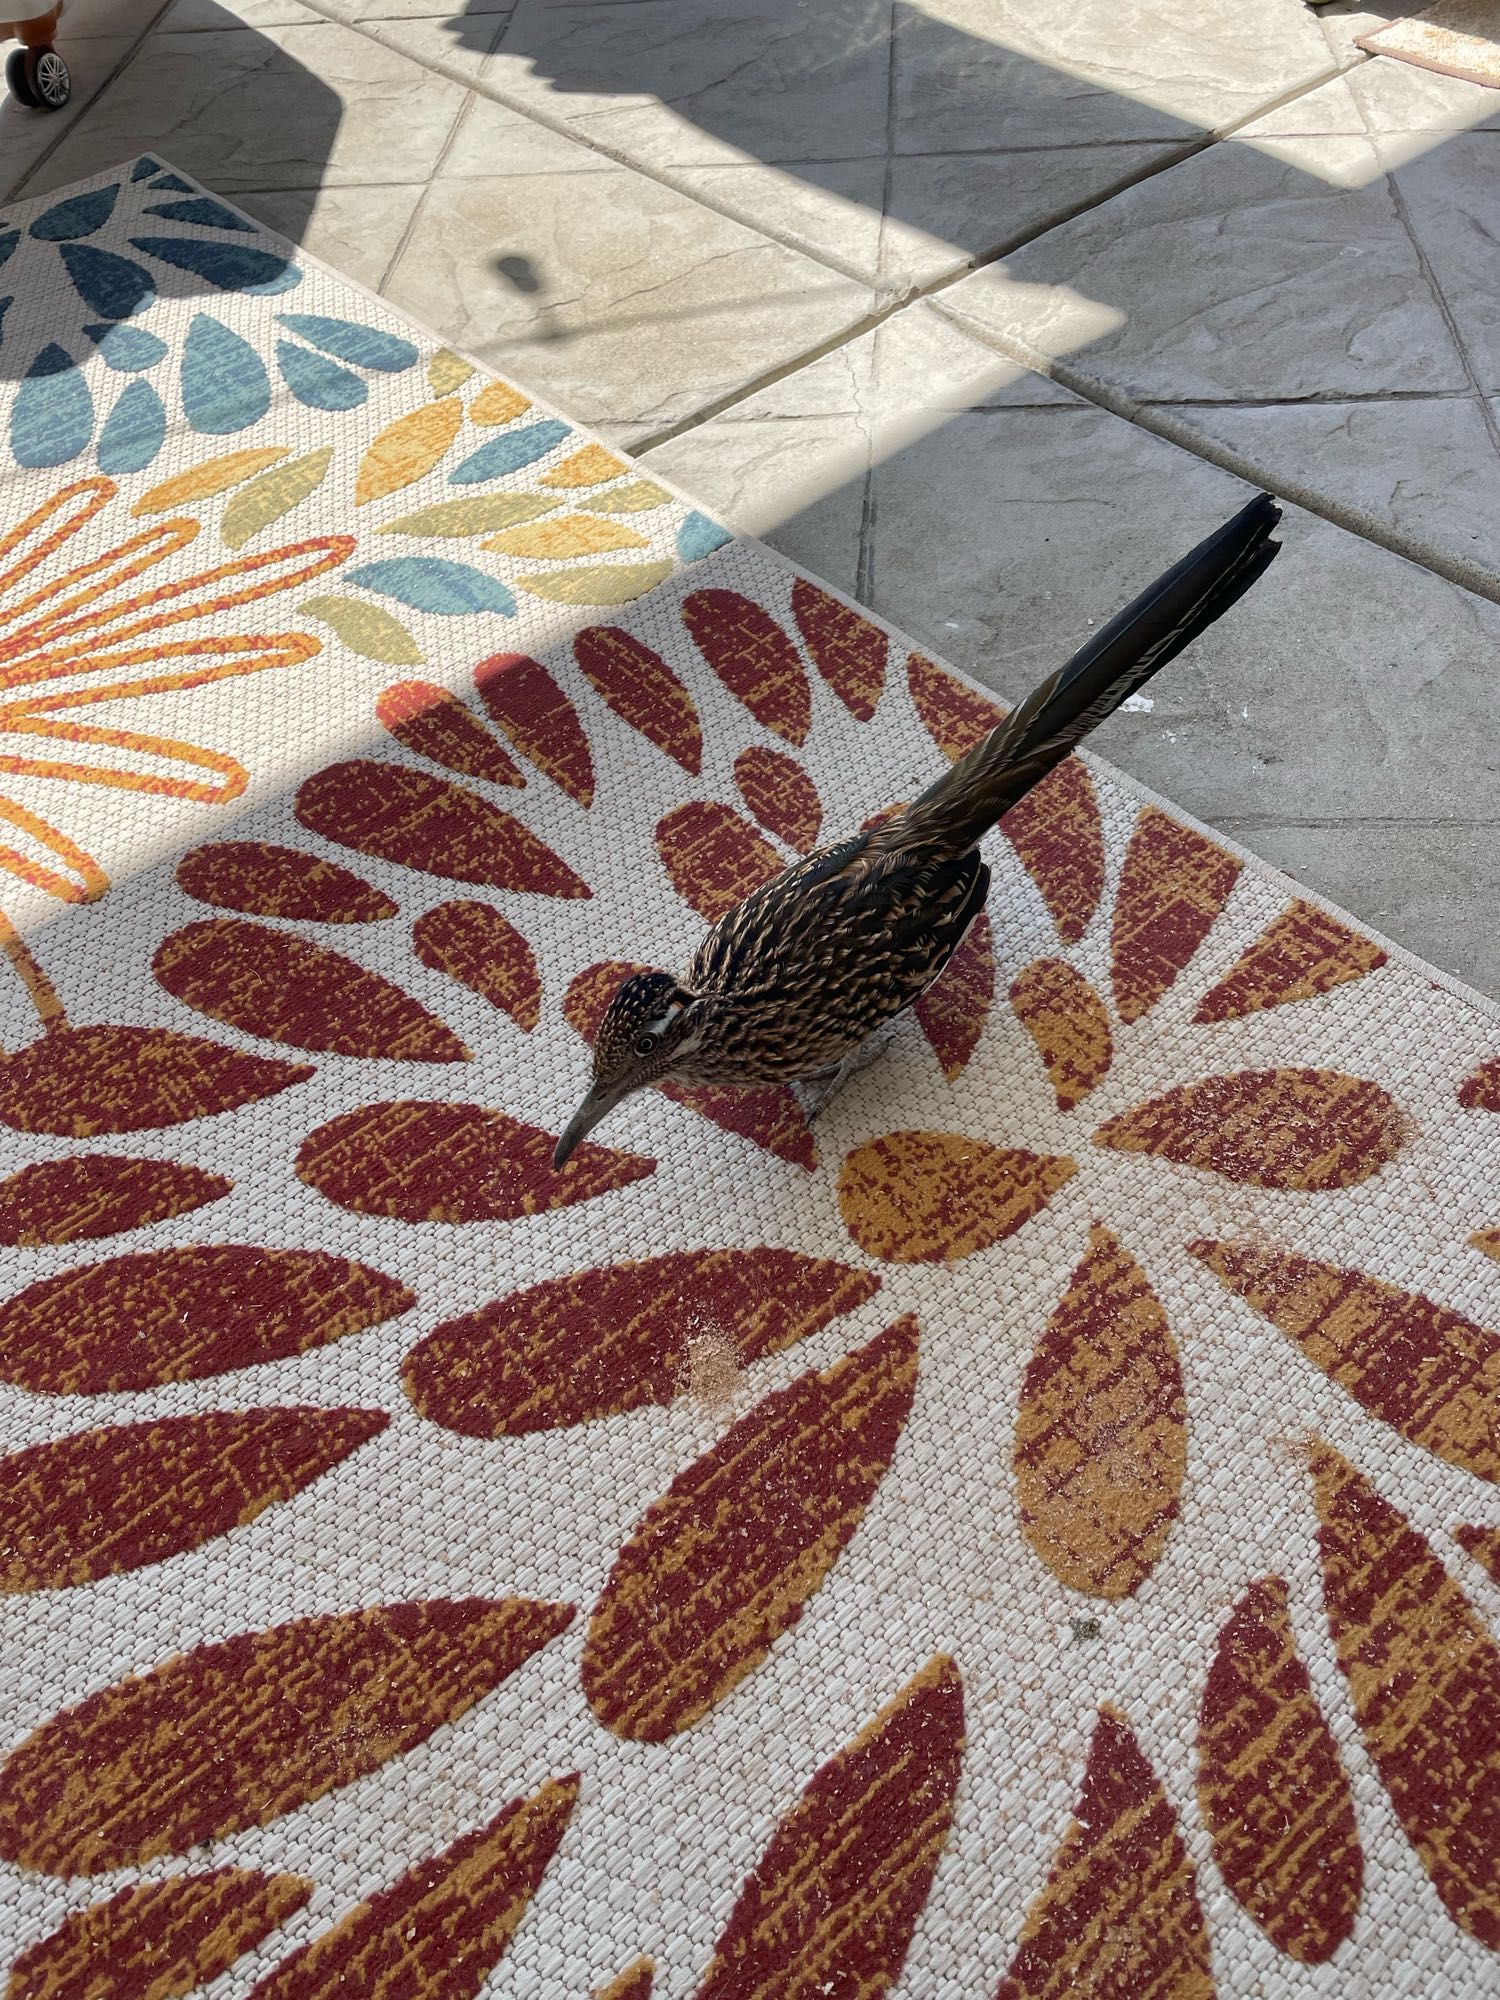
[0, 160, 1498, 1999]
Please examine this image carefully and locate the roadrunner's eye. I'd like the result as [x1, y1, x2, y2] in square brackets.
[635, 1035, 656, 1056]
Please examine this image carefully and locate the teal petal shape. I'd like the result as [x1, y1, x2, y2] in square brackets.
[30, 184, 120, 241]
[131, 157, 162, 182]
[346, 558, 515, 617]
[59, 242, 156, 320]
[148, 171, 193, 191]
[97, 378, 167, 475]
[129, 235, 301, 295]
[85, 321, 169, 372]
[0, 229, 18, 274]
[144, 197, 256, 232]
[447, 420, 571, 486]
[0, 298, 10, 348]
[677, 511, 732, 562]
[180, 313, 271, 434]
[276, 338, 367, 412]
[275, 312, 418, 373]
[11, 345, 93, 469]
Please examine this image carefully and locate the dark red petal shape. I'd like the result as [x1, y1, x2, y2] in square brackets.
[297, 759, 590, 898]
[412, 900, 542, 1031]
[1000, 759, 1106, 947]
[791, 577, 886, 721]
[683, 589, 811, 745]
[153, 918, 469, 1061]
[473, 651, 595, 805]
[574, 626, 702, 773]
[655, 801, 784, 923]
[176, 841, 397, 923]
[733, 746, 821, 852]
[0, 1025, 312, 1137]
[1111, 807, 1242, 1023]
[0, 1154, 231, 1247]
[375, 679, 523, 787]
[0, 1246, 413, 1393]
[914, 911, 994, 1080]
[1460, 1060, 1500, 1112]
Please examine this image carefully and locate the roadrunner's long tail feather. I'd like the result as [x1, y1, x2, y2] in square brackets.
[889, 491, 1282, 863]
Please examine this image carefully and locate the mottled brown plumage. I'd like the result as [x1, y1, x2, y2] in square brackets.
[556, 495, 1281, 1167]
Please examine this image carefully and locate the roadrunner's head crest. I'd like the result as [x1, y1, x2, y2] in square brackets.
[553, 969, 697, 1169]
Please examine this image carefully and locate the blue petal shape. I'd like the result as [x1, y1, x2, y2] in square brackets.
[447, 419, 572, 486]
[84, 321, 169, 372]
[676, 511, 732, 562]
[346, 558, 515, 617]
[148, 171, 194, 191]
[11, 345, 94, 469]
[59, 242, 156, 320]
[30, 185, 120, 242]
[97, 379, 167, 475]
[143, 197, 256, 232]
[0, 298, 10, 349]
[275, 312, 418, 373]
[131, 157, 162, 182]
[180, 313, 271, 434]
[129, 235, 301, 295]
[0, 229, 18, 274]
[276, 338, 367, 412]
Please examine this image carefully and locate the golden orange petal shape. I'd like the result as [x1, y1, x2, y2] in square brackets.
[564, 960, 816, 1171]
[682, 590, 811, 745]
[0, 1024, 313, 1137]
[0, 1246, 413, 1394]
[696, 1657, 963, 2000]
[1194, 899, 1387, 1021]
[0, 1406, 388, 1592]
[176, 841, 398, 923]
[0, 1154, 231, 1247]
[790, 577, 886, 721]
[732, 745, 821, 852]
[914, 910, 995, 1081]
[1110, 807, 1241, 1023]
[1195, 1576, 1362, 1962]
[1014, 1226, 1186, 1599]
[1008, 959, 1112, 1110]
[354, 398, 464, 505]
[153, 918, 470, 1063]
[7, 1870, 312, 2000]
[0, 1597, 574, 1876]
[1459, 1059, 1500, 1112]
[656, 801, 786, 924]
[296, 1100, 653, 1222]
[597, 1962, 655, 2000]
[245, 1776, 579, 2000]
[403, 1248, 879, 1436]
[582, 1316, 919, 1741]
[1471, 1229, 1500, 1266]
[839, 1131, 1076, 1265]
[375, 679, 523, 788]
[1312, 1442, 1500, 1946]
[996, 1706, 1213, 2000]
[574, 626, 703, 775]
[412, 900, 542, 1032]
[1190, 1240, 1500, 1482]
[1094, 1068, 1406, 1190]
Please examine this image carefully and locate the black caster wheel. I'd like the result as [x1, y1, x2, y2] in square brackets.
[6, 44, 70, 109]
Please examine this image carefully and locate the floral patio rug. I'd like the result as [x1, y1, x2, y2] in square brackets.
[0, 160, 1498, 2000]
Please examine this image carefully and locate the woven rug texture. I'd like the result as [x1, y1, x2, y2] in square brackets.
[0, 160, 1498, 1998]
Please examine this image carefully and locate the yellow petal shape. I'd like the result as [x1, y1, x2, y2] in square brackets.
[518, 561, 673, 606]
[355, 398, 464, 506]
[378, 495, 559, 539]
[220, 447, 334, 551]
[586, 480, 671, 515]
[487, 516, 650, 558]
[428, 349, 475, 396]
[839, 1131, 1077, 1265]
[470, 380, 531, 425]
[541, 443, 627, 488]
[298, 595, 423, 666]
[132, 448, 289, 517]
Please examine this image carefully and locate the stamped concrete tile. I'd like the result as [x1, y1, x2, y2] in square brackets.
[653, 159, 888, 289]
[233, 180, 427, 288]
[1347, 44, 1500, 129]
[158, 0, 320, 28]
[370, 6, 509, 80]
[23, 19, 469, 191]
[380, 164, 875, 445]
[1236, 69, 1367, 136]
[893, 0, 1335, 151]
[942, 133, 1469, 402]
[0, 37, 135, 203]
[488, 0, 891, 170]
[1384, 134, 1500, 394]
[52, 0, 168, 34]
[441, 88, 619, 176]
[317, 0, 509, 16]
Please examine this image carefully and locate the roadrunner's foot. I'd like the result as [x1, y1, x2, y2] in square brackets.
[796, 1031, 895, 1121]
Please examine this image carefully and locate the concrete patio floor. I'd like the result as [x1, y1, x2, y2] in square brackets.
[4, 0, 1496, 995]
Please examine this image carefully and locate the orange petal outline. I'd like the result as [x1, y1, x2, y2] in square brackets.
[0, 476, 115, 605]
[0, 797, 106, 904]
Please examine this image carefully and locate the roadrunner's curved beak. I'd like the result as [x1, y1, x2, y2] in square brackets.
[552, 1084, 625, 1171]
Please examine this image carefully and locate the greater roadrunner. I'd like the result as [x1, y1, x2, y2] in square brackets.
[553, 493, 1281, 1168]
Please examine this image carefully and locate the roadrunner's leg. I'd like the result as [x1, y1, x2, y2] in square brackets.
[796, 1029, 897, 1120]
